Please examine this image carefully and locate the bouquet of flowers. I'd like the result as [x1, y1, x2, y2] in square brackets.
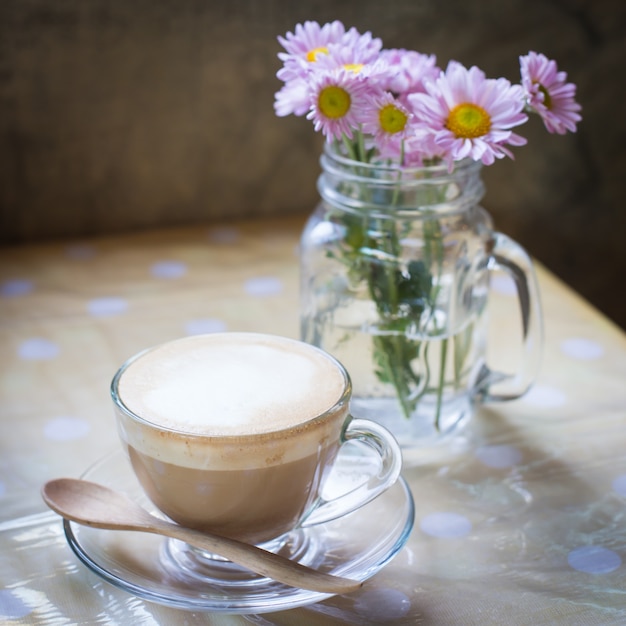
[274, 20, 581, 166]
[274, 21, 581, 427]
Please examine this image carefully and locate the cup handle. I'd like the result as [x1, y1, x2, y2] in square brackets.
[478, 231, 544, 402]
[300, 418, 402, 528]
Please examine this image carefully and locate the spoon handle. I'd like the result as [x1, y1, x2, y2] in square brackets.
[149, 517, 362, 594]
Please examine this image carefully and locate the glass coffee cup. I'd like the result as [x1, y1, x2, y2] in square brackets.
[111, 332, 402, 580]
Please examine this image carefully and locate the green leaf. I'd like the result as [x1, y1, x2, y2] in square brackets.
[397, 260, 432, 316]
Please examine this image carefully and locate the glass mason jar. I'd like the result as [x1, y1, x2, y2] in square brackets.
[300, 143, 542, 464]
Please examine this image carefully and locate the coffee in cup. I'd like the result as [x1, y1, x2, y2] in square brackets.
[111, 332, 401, 546]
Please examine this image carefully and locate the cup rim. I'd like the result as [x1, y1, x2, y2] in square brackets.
[110, 332, 352, 441]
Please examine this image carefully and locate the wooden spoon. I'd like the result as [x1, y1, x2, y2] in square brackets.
[42, 478, 362, 594]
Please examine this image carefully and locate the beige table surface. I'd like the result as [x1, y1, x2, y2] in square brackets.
[1, 216, 625, 625]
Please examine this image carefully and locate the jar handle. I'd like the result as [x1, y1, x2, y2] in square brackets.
[480, 232, 544, 402]
[299, 418, 402, 528]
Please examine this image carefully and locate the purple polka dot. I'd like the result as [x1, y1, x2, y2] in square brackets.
[354, 588, 412, 620]
[490, 274, 517, 296]
[560, 338, 604, 360]
[244, 276, 283, 296]
[475, 445, 523, 468]
[612, 474, 626, 497]
[568, 546, 621, 574]
[18, 338, 60, 360]
[185, 318, 228, 335]
[0, 589, 32, 619]
[521, 385, 566, 408]
[1, 279, 34, 297]
[87, 297, 128, 317]
[44, 417, 91, 441]
[151, 261, 187, 279]
[420, 512, 472, 538]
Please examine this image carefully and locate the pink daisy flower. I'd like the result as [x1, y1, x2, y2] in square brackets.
[520, 51, 582, 134]
[314, 43, 389, 94]
[315, 35, 383, 75]
[378, 49, 440, 100]
[337, 27, 383, 63]
[361, 92, 414, 160]
[408, 62, 528, 167]
[402, 126, 448, 166]
[306, 69, 372, 141]
[274, 78, 311, 117]
[277, 21, 347, 82]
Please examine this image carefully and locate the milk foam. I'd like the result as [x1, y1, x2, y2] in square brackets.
[117, 333, 346, 436]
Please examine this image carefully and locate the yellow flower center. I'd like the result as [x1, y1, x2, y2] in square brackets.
[344, 63, 364, 74]
[318, 85, 351, 119]
[446, 103, 491, 138]
[379, 104, 408, 134]
[306, 46, 328, 62]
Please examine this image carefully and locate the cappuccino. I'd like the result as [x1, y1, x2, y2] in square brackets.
[114, 333, 350, 542]
[118, 332, 346, 438]
[112, 332, 400, 545]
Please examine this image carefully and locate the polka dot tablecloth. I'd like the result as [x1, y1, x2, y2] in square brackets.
[1, 217, 625, 625]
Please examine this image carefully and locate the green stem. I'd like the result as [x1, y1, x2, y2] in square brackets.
[434, 338, 448, 431]
[356, 129, 367, 162]
[373, 335, 415, 419]
[342, 135, 359, 162]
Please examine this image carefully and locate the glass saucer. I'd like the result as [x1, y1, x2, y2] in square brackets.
[63, 450, 415, 614]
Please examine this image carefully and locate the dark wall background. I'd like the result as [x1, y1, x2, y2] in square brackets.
[1, 0, 625, 328]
